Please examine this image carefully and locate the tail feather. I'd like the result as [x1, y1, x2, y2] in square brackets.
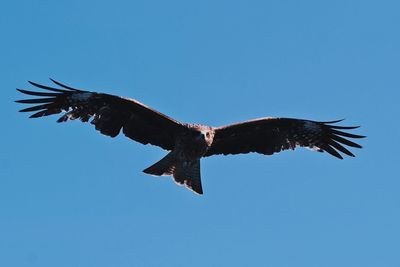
[173, 160, 203, 195]
[143, 154, 203, 195]
[143, 152, 176, 176]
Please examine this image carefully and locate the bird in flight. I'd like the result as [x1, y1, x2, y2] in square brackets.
[16, 79, 365, 194]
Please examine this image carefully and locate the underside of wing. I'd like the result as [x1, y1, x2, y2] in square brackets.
[16, 79, 186, 150]
[206, 118, 365, 159]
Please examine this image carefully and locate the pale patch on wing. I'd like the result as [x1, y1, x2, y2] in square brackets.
[307, 146, 323, 152]
[303, 121, 321, 133]
[70, 92, 93, 102]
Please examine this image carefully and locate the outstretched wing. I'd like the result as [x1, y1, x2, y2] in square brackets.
[16, 79, 186, 150]
[206, 118, 365, 159]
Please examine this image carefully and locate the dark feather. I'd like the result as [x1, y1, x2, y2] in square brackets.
[28, 81, 70, 93]
[19, 103, 56, 112]
[16, 89, 58, 97]
[321, 144, 344, 159]
[328, 125, 360, 130]
[330, 134, 362, 148]
[331, 129, 365, 139]
[320, 119, 345, 124]
[15, 98, 57, 104]
[30, 109, 61, 118]
[49, 78, 81, 91]
[328, 140, 355, 157]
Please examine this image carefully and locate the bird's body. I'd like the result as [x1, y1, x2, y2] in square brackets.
[174, 124, 215, 160]
[143, 124, 214, 194]
[16, 80, 365, 194]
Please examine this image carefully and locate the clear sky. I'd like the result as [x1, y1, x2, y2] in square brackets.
[1, 0, 399, 266]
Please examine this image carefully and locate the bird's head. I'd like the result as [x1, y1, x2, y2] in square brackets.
[198, 129, 214, 145]
[188, 125, 215, 146]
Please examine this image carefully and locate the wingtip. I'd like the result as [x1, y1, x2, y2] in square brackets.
[28, 80, 47, 89]
[48, 78, 79, 91]
[15, 99, 28, 104]
[321, 119, 345, 124]
[330, 153, 344, 160]
[29, 113, 40, 118]
[346, 151, 356, 157]
[330, 125, 361, 130]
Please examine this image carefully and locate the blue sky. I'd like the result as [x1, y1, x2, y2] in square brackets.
[1, 0, 399, 266]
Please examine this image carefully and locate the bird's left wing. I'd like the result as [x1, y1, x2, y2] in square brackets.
[206, 118, 365, 159]
[16, 79, 186, 150]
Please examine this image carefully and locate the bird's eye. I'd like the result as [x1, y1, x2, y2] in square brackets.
[206, 132, 210, 138]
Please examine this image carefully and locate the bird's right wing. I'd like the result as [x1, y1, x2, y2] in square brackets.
[16, 79, 187, 151]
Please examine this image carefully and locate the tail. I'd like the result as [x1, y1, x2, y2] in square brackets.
[173, 160, 203, 195]
[143, 152, 176, 176]
[143, 153, 203, 195]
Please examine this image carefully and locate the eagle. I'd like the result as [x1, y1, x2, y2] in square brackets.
[16, 79, 365, 194]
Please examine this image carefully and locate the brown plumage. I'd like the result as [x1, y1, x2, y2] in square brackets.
[16, 79, 366, 194]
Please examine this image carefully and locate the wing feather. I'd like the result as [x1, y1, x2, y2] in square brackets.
[28, 81, 72, 93]
[328, 140, 355, 157]
[330, 134, 362, 148]
[330, 129, 365, 139]
[49, 78, 81, 90]
[16, 79, 186, 150]
[206, 118, 365, 159]
[15, 97, 57, 104]
[320, 144, 343, 159]
[16, 89, 59, 97]
[19, 103, 57, 112]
